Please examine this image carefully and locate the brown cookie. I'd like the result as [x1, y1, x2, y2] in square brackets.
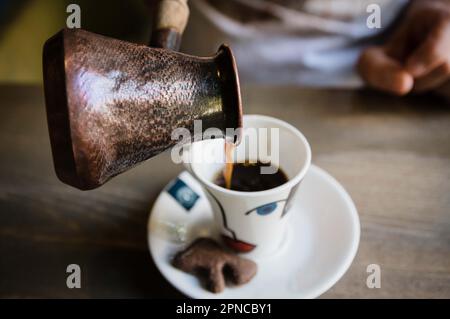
[172, 237, 257, 293]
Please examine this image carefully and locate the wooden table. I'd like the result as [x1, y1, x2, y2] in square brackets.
[0, 85, 449, 298]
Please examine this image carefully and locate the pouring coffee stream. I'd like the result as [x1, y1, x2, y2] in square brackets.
[42, 27, 242, 190]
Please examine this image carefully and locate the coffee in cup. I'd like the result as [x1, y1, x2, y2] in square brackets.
[214, 161, 288, 192]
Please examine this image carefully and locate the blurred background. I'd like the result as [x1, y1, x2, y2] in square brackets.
[0, 0, 407, 86]
[0, 0, 152, 83]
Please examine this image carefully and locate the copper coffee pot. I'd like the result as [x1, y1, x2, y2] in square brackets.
[43, 24, 242, 190]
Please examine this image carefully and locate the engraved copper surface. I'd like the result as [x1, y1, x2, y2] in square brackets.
[43, 28, 242, 190]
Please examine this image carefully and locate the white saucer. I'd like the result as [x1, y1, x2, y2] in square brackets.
[147, 165, 360, 299]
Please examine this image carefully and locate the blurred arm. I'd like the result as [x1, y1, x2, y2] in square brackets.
[357, 0, 450, 98]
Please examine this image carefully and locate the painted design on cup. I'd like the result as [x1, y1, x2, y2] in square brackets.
[206, 187, 302, 253]
[245, 200, 286, 216]
[281, 181, 302, 218]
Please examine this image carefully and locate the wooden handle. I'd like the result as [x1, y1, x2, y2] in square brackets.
[150, 0, 189, 50]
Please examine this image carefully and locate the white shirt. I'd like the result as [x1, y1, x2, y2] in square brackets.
[185, 0, 409, 87]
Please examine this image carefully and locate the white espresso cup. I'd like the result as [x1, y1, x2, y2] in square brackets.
[183, 115, 311, 258]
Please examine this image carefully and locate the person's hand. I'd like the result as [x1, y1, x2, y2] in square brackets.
[357, 0, 450, 96]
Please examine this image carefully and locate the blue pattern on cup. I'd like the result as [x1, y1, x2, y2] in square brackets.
[256, 202, 278, 215]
